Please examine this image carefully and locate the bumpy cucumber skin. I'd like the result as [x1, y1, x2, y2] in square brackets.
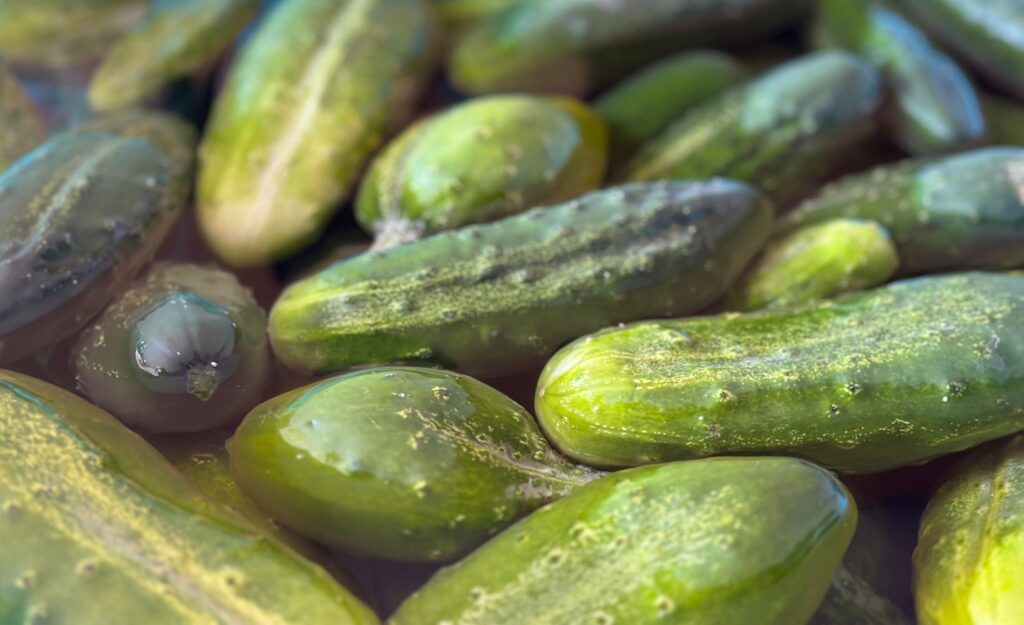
[980, 94, 1024, 146]
[355, 94, 608, 246]
[0, 112, 196, 365]
[72, 263, 271, 434]
[595, 50, 747, 166]
[198, 0, 437, 267]
[537, 272, 1024, 472]
[0, 0, 146, 68]
[449, 0, 810, 96]
[270, 181, 773, 378]
[914, 435, 1024, 625]
[391, 457, 856, 625]
[0, 370, 378, 625]
[623, 52, 884, 205]
[723, 218, 899, 311]
[0, 65, 47, 173]
[818, 0, 985, 156]
[896, 0, 1024, 99]
[229, 366, 600, 562]
[90, 0, 261, 111]
[780, 147, 1024, 274]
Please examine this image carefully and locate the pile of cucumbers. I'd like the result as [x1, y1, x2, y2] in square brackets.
[3, 0, 1024, 623]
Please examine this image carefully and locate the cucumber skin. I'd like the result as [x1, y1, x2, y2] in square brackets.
[0, 65, 47, 172]
[0, 370, 378, 625]
[197, 0, 437, 267]
[622, 52, 884, 205]
[390, 457, 855, 625]
[914, 435, 1024, 625]
[270, 181, 773, 378]
[817, 0, 985, 156]
[0, 112, 195, 365]
[537, 272, 1024, 473]
[981, 94, 1024, 147]
[779, 147, 1024, 274]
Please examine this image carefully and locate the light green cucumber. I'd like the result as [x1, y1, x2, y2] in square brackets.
[390, 457, 856, 625]
[270, 181, 773, 378]
[198, 0, 438, 267]
[355, 94, 608, 247]
[0, 369, 378, 625]
[0, 64, 47, 172]
[537, 272, 1024, 472]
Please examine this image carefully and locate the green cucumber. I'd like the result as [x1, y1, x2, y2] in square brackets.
[0, 369, 378, 624]
[914, 434, 1024, 624]
[817, 0, 985, 155]
[198, 0, 438, 267]
[89, 0, 261, 111]
[390, 457, 856, 625]
[896, 0, 1024, 99]
[0, 112, 196, 365]
[448, 0, 811, 96]
[594, 50, 747, 166]
[0, 0, 147, 68]
[270, 180, 773, 378]
[355, 94, 608, 247]
[980, 93, 1024, 146]
[536, 272, 1024, 473]
[229, 366, 600, 562]
[779, 147, 1024, 274]
[72, 263, 271, 434]
[622, 52, 884, 205]
[723, 218, 899, 311]
[0, 64, 47, 172]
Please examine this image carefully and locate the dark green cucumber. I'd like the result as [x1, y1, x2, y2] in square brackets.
[622, 52, 884, 205]
[390, 457, 856, 625]
[0, 65, 47, 172]
[779, 147, 1024, 274]
[537, 272, 1024, 473]
[817, 0, 985, 155]
[723, 218, 899, 311]
[0, 370, 378, 624]
[0, 112, 196, 365]
[448, 0, 811, 96]
[72, 263, 271, 434]
[355, 95, 608, 247]
[896, 0, 1024, 99]
[270, 181, 773, 378]
[89, 0, 261, 111]
[595, 50, 747, 166]
[981, 93, 1024, 146]
[229, 366, 600, 562]
[198, 0, 438, 267]
[914, 434, 1024, 624]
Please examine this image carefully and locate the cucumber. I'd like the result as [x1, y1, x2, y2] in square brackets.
[536, 272, 1024, 473]
[622, 52, 884, 205]
[896, 0, 1024, 99]
[0, 65, 47, 172]
[198, 0, 438, 267]
[981, 93, 1024, 146]
[722, 218, 899, 311]
[0, 112, 196, 365]
[0, 0, 147, 68]
[270, 180, 773, 378]
[914, 434, 1024, 625]
[355, 95, 608, 248]
[0, 369, 378, 625]
[89, 0, 261, 111]
[229, 366, 601, 562]
[817, 0, 985, 155]
[594, 50, 747, 166]
[779, 147, 1024, 274]
[448, 0, 811, 96]
[390, 457, 856, 625]
[72, 263, 271, 434]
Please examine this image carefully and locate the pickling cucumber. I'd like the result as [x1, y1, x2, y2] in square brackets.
[537, 272, 1024, 472]
[0, 65, 47, 172]
[270, 180, 772, 378]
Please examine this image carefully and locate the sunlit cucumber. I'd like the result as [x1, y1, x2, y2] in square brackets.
[537, 272, 1024, 473]
[270, 181, 773, 378]
[0, 65, 47, 172]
